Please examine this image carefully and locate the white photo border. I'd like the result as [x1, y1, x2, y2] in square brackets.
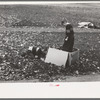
[0, 1, 100, 98]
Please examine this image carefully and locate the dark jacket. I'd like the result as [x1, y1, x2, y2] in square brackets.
[62, 24, 74, 52]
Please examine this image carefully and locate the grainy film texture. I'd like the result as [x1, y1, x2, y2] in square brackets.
[0, 3, 100, 82]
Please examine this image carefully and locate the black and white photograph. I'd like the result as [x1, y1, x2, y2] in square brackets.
[0, 2, 100, 83]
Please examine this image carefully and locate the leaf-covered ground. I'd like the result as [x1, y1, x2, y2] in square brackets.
[0, 4, 100, 82]
[0, 27, 100, 82]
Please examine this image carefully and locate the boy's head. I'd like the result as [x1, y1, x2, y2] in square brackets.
[66, 23, 73, 29]
[61, 18, 73, 31]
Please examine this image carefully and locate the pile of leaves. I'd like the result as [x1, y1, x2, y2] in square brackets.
[0, 48, 100, 82]
[0, 50, 66, 82]
[0, 29, 100, 82]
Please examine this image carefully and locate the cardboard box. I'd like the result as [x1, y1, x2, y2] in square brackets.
[68, 49, 79, 66]
[45, 47, 79, 67]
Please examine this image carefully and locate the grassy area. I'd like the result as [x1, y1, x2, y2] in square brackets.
[0, 4, 100, 27]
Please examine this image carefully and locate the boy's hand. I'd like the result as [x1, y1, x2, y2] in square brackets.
[65, 37, 68, 41]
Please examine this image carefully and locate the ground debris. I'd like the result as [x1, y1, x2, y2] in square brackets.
[0, 30, 100, 82]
